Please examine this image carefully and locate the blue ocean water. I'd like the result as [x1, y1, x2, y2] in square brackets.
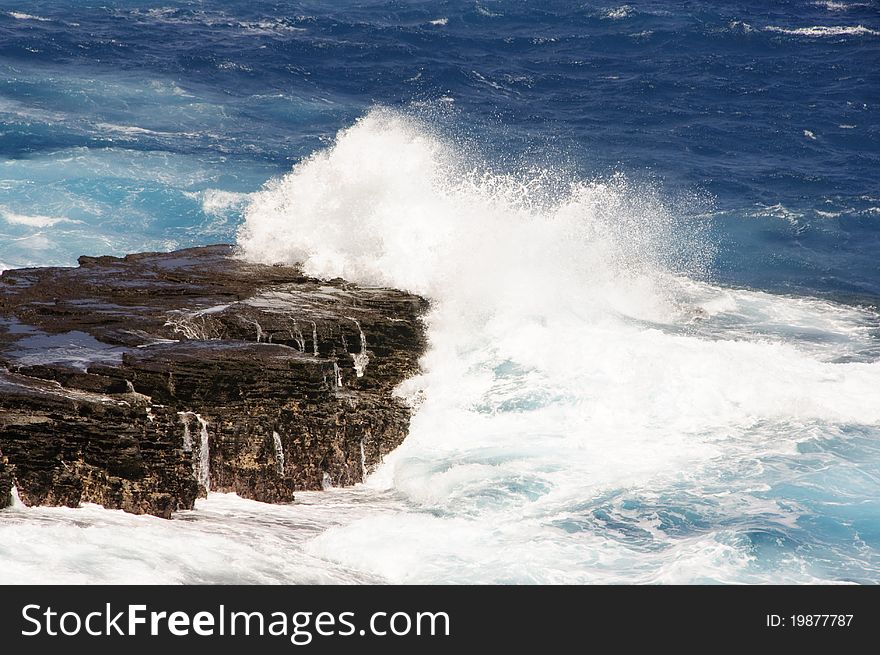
[1, 1, 879, 584]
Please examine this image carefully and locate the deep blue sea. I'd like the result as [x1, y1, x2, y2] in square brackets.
[1, 1, 879, 584]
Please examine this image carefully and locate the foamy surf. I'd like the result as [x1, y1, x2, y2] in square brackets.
[235, 109, 880, 583]
[2, 109, 879, 584]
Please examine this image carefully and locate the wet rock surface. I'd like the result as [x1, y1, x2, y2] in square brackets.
[0, 245, 427, 517]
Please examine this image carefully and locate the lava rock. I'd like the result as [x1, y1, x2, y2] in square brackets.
[0, 449, 12, 509]
[0, 245, 427, 517]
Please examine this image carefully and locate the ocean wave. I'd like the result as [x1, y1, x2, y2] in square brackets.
[217, 61, 254, 72]
[474, 3, 502, 18]
[7, 11, 51, 22]
[812, 1, 869, 10]
[237, 20, 307, 35]
[95, 122, 197, 140]
[126, 7, 307, 36]
[728, 20, 756, 34]
[603, 5, 634, 20]
[0, 492, 388, 584]
[765, 25, 880, 37]
[235, 109, 880, 582]
[2, 0, 879, 584]
[750, 203, 803, 224]
[238, 108, 711, 305]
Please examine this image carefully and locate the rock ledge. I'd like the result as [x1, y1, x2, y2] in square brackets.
[0, 245, 427, 517]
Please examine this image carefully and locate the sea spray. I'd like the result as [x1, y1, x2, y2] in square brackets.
[237, 108, 880, 583]
[238, 109, 712, 317]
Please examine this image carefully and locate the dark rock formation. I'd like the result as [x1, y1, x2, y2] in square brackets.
[0, 245, 427, 517]
[0, 448, 12, 509]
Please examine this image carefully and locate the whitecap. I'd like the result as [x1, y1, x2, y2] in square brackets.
[474, 3, 501, 18]
[217, 61, 253, 72]
[604, 5, 633, 20]
[765, 25, 879, 37]
[728, 21, 756, 34]
[812, 1, 865, 11]
[8, 11, 51, 22]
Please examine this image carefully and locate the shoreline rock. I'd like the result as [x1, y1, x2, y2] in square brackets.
[0, 449, 12, 508]
[0, 245, 427, 517]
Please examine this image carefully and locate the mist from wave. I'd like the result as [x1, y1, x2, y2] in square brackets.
[233, 109, 880, 583]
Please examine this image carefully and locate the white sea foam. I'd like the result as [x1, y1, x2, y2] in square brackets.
[475, 3, 501, 18]
[8, 11, 50, 22]
[239, 109, 710, 311]
[604, 6, 633, 20]
[728, 20, 756, 34]
[232, 109, 880, 582]
[129, 8, 305, 35]
[812, 1, 866, 11]
[217, 61, 253, 72]
[1, 210, 76, 227]
[0, 493, 388, 584]
[198, 189, 252, 216]
[765, 25, 879, 37]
